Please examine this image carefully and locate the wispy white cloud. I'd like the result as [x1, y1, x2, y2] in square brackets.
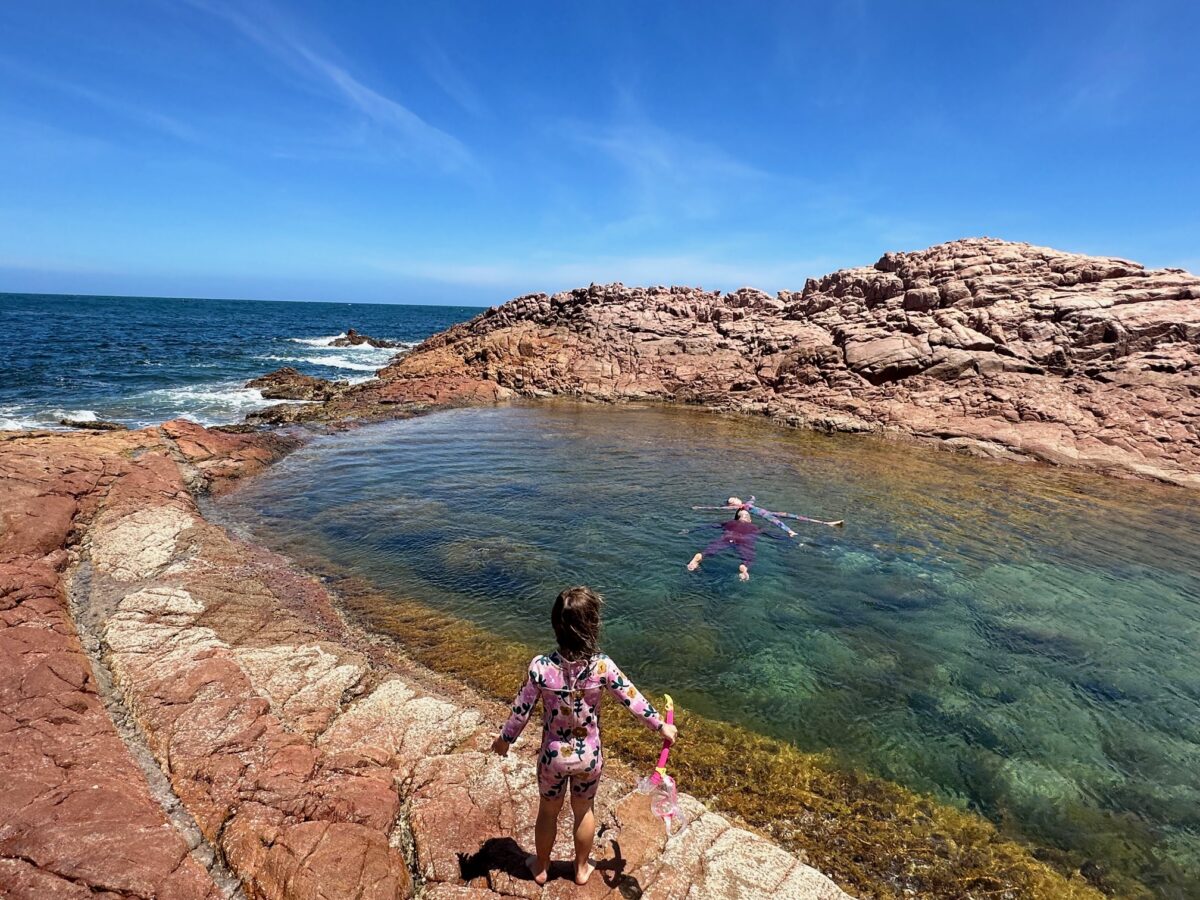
[183, 0, 474, 172]
[1013, 5, 1152, 128]
[562, 117, 769, 224]
[0, 113, 113, 158]
[0, 56, 200, 143]
[419, 37, 488, 119]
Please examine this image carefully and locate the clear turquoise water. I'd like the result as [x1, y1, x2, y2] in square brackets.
[217, 402, 1200, 896]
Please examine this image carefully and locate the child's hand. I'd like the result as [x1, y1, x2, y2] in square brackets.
[660, 723, 678, 746]
[491, 735, 510, 756]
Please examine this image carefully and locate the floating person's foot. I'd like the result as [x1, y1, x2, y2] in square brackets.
[526, 854, 548, 885]
[575, 859, 595, 885]
[738, 564, 750, 582]
[686, 553, 703, 571]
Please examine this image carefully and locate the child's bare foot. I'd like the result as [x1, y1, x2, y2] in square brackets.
[575, 859, 595, 885]
[738, 564, 750, 582]
[687, 553, 703, 571]
[526, 854, 548, 885]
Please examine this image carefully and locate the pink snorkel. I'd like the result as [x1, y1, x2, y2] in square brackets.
[636, 694, 684, 834]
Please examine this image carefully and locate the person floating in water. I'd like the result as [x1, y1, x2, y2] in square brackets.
[687, 505, 763, 581]
[491, 586, 678, 886]
[687, 494, 842, 580]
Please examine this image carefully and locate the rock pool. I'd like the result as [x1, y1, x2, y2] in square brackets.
[217, 402, 1200, 897]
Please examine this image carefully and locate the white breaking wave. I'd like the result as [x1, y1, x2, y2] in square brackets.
[302, 355, 382, 372]
[51, 408, 99, 422]
[123, 381, 307, 427]
[288, 334, 413, 352]
[290, 333, 347, 347]
[1, 405, 103, 431]
[256, 353, 387, 373]
[0, 405, 40, 431]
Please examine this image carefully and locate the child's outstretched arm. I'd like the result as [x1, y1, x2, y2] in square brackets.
[601, 656, 677, 744]
[492, 658, 541, 756]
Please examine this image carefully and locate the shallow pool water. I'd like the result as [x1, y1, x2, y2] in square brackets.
[218, 402, 1200, 895]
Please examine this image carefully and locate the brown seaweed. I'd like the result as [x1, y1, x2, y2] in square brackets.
[338, 586, 1142, 900]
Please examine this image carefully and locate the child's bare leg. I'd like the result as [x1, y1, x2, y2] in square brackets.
[528, 792, 565, 884]
[570, 792, 596, 885]
[686, 552, 703, 571]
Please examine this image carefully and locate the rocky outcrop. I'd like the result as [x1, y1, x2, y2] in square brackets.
[246, 371, 514, 426]
[246, 367, 350, 401]
[0, 425, 850, 899]
[58, 417, 128, 431]
[331, 328, 399, 349]
[372, 238, 1200, 486]
[0, 428, 232, 898]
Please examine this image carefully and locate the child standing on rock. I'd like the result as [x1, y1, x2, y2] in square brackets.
[491, 586, 678, 886]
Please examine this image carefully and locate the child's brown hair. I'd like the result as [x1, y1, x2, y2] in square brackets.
[552, 586, 602, 660]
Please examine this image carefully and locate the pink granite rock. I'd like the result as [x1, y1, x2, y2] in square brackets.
[370, 239, 1200, 486]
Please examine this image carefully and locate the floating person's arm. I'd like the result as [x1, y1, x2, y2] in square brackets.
[598, 655, 676, 741]
[492, 657, 542, 755]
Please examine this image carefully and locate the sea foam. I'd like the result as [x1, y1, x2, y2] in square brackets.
[0, 405, 40, 431]
[302, 355, 383, 372]
[52, 408, 99, 422]
[290, 333, 347, 347]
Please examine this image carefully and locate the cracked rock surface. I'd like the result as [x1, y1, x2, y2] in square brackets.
[1, 422, 848, 899]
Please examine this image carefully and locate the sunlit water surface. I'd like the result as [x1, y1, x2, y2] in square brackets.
[218, 403, 1200, 895]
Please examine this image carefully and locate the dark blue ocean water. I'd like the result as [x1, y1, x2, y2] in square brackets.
[0, 293, 481, 429]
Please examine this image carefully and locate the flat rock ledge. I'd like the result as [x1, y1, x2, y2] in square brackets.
[304, 238, 1196, 487]
[0, 423, 849, 899]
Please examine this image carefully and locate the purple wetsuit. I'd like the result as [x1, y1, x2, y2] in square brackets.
[702, 519, 761, 566]
[500, 651, 664, 800]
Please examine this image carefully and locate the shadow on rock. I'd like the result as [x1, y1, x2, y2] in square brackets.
[599, 839, 643, 898]
[456, 836, 643, 895]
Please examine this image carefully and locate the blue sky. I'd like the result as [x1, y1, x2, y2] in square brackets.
[1, 1, 1197, 304]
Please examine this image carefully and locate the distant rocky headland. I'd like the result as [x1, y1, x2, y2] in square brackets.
[254, 238, 1200, 487]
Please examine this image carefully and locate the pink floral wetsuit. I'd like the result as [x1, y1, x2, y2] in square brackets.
[500, 651, 665, 800]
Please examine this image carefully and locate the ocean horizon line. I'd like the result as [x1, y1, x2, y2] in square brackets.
[0, 289, 489, 310]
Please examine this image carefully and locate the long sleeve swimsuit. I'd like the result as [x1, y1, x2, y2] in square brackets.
[500, 650, 664, 800]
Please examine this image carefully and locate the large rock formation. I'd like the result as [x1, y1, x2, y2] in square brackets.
[375, 238, 1200, 486]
